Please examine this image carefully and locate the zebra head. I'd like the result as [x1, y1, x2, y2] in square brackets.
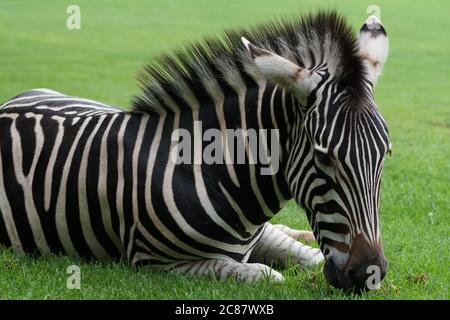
[243, 14, 390, 291]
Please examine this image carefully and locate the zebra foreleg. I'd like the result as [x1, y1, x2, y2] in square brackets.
[248, 223, 324, 268]
[150, 259, 285, 283]
[271, 223, 315, 242]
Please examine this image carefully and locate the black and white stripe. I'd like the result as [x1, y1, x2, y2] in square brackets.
[0, 11, 390, 289]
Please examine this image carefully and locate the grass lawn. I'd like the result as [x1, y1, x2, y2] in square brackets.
[0, 0, 449, 299]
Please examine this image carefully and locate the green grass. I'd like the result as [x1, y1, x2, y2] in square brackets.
[0, 0, 449, 299]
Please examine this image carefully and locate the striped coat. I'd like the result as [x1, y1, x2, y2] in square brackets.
[0, 11, 391, 291]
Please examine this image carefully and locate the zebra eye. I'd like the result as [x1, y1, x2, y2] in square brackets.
[315, 151, 333, 167]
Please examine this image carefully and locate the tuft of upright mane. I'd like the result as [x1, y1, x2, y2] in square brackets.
[132, 10, 367, 114]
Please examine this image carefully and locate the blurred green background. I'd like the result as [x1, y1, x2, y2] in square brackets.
[0, 0, 449, 299]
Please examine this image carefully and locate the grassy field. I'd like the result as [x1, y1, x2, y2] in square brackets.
[0, 0, 449, 299]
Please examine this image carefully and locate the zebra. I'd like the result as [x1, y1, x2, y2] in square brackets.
[0, 11, 390, 292]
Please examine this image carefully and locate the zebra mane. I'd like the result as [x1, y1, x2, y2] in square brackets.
[132, 10, 367, 113]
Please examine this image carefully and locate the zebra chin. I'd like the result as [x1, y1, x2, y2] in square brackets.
[323, 258, 362, 292]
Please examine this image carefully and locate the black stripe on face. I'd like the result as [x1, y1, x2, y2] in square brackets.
[320, 237, 350, 253]
[317, 221, 350, 235]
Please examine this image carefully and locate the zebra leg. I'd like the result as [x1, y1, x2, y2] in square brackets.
[249, 223, 324, 267]
[271, 223, 315, 242]
[150, 259, 285, 283]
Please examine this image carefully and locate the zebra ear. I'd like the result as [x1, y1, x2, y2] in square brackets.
[241, 37, 319, 94]
[358, 15, 389, 86]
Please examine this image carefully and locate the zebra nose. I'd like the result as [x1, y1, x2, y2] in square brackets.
[345, 255, 387, 292]
[344, 235, 387, 292]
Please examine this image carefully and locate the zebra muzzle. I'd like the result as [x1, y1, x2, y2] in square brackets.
[323, 235, 387, 293]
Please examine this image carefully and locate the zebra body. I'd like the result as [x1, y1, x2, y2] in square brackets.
[0, 88, 321, 278]
[0, 89, 126, 258]
[0, 11, 391, 290]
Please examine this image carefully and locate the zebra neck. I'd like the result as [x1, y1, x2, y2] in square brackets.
[142, 81, 297, 229]
[212, 82, 295, 223]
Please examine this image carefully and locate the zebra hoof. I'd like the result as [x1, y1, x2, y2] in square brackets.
[251, 264, 285, 283]
[301, 248, 325, 267]
[295, 231, 316, 242]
